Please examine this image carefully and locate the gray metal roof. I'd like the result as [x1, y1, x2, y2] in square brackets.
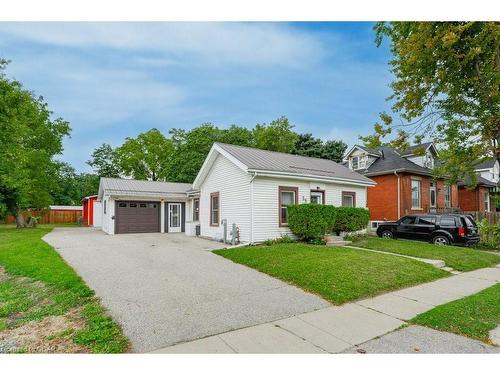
[100, 177, 192, 196]
[215, 142, 374, 185]
[360, 147, 434, 176]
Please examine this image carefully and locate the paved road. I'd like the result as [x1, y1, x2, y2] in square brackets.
[43, 228, 328, 352]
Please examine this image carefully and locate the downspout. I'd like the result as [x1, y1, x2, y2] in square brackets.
[394, 171, 401, 220]
[249, 172, 257, 244]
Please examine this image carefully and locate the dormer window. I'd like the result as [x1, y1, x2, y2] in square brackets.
[350, 155, 367, 170]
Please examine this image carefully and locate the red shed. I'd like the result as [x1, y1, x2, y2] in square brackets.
[82, 195, 98, 226]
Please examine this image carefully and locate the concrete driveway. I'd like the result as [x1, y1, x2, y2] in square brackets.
[43, 228, 328, 352]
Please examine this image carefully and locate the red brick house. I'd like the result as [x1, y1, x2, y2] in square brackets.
[343, 142, 459, 230]
[457, 159, 499, 212]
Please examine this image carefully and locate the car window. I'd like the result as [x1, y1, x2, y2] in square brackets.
[400, 216, 416, 224]
[418, 216, 436, 225]
[462, 216, 476, 227]
[440, 216, 456, 226]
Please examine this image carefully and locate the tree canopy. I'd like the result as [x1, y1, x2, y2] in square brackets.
[293, 133, 347, 162]
[0, 59, 71, 225]
[114, 128, 173, 181]
[87, 143, 120, 178]
[365, 22, 500, 184]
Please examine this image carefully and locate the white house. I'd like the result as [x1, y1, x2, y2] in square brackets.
[98, 143, 375, 243]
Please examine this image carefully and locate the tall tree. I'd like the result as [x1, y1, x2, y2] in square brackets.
[253, 116, 299, 153]
[0, 59, 70, 227]
[114, 128, 173, 181]
[369, 22, 500, 184]
[51, 162, 100, 205]
[87, 143, 120, 178]
[293, 133, 347, 162]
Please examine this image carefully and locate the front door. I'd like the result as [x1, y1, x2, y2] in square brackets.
[168, 203, 182, 233]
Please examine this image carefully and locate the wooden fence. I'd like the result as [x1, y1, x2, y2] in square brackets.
[3, 209, 82, 225]
[431, 208, 500, 224]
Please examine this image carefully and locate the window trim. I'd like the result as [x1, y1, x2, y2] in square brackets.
[210, 192, 220, 227]
[310, 189, 325, 205]
[429, 181, 437, 208]
[341, 191, 356, 207]
[444, 185, 451, 208]
[411, 178, 421, 209]
[193, 198, 200, 222]
[279, 186, 298, 227]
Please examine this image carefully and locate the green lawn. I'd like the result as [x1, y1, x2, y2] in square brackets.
[351, 237, 500, 272]
[214, 243, 448, 305]
[412, 283, 500, 343]
[0, 225, 128, 353]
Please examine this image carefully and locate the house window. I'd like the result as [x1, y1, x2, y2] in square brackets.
[429, 181, 436, 208]
[210, 193, 219, 226]
[310, 190, 324, 204]
[484, 191, 490, 212]
[351, 156, 359, 170]
[444, 185, 451, 208]
[193, 198, 200, 221]
[279, 186, 298, 226]
[411, 179, 421, 208]
[342, 191, 356, 207]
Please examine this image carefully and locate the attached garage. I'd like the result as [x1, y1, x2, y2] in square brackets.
[115, 201, 160, 234]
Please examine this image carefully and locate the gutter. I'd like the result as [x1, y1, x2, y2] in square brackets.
[394, 170, 401, 220]
[246, 169, 376, 187]
[249, 172, 257, 244]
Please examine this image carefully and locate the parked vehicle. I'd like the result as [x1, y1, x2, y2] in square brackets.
[376, 214, 480, 246]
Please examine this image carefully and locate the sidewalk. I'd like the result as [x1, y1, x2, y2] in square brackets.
[153, 266, 500, 353]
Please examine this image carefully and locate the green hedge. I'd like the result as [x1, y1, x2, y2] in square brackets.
[288, 204, 370, 241]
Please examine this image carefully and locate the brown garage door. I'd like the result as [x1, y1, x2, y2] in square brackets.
[115, 201, 160, 234]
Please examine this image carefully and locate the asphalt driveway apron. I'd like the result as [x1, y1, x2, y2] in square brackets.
[43, 228, 328, 352]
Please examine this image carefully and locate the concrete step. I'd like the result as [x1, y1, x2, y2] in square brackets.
[326, 241, 352, 247]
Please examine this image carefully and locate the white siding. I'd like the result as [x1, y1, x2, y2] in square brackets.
[93, 201, 102, 228]
[101, 196, 115, 235]
[252, 177, 368, 243]
[199, 154, 252, 243]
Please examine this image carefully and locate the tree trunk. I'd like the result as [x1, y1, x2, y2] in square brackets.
[15, 210, 27, 228]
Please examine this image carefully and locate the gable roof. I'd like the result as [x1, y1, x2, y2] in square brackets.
[193, 143, 375, 188]
[358, 147, 434, 177]
[474, 159, 497, 170]
[344, 144, 382, 159]
[98, 177, 192, 199]
[400, 142, 436, 157]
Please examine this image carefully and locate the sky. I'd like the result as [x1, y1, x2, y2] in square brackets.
[0, 22, 394, 172]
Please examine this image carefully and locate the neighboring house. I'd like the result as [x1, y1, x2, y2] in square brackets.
[457, 159, 499, 212]
[343, 142, 459, 229]
[98, 142, 375, 243]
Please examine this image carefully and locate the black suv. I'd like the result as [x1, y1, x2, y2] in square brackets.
[376, 214, 480, 246]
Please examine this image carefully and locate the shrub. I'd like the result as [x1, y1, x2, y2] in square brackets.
[331, 207, 370, 234]
[288, 204, 332, 242]
[263, 235, 296, 246]
[476, 219, 500, 250]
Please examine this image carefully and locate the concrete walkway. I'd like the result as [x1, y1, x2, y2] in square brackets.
[154, 266, 500, 353]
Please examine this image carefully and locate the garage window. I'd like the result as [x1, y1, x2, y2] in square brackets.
[130, 203, 137, 208]
[210, 192, 219, 226]
[118, 202, 127, 208]
[140, 203, 147, 208]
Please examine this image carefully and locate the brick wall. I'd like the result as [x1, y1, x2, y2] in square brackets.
[458, 186, 489, 211]
[366, 174, 399, 221]
[367, 172, 459, 221]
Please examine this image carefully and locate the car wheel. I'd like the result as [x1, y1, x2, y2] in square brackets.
[381, 230, 393, 239]
[433, 235, 450, 246]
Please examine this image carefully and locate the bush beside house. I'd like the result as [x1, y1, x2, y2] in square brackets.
[288, 204, 369, 243]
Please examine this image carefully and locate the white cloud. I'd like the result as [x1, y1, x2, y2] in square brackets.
[0, 22, 324, 68]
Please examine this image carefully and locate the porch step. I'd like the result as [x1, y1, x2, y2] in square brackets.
[325, 235, 352, 247]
